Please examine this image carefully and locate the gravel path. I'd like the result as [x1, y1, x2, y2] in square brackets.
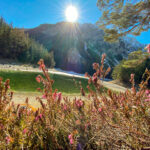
[12, 92, 41, 107]
[12, 92, 88, 107]
[101, 81, 127, 93]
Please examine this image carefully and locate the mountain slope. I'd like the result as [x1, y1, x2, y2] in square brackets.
[26, 22, 144, 74]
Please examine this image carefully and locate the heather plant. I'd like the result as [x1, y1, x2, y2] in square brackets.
[0, 52, 150, 149]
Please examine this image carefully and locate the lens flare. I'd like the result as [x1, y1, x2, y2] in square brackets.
[65, 6, 78, 22]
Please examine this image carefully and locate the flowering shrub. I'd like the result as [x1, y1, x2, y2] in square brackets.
[0, 55, 150, 149]
[146, 44, 150, 53]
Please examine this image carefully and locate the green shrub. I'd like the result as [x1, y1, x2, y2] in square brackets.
[112, 50, 150, 84]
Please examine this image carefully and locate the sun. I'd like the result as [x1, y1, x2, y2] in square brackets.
[65, 5, 78, 22]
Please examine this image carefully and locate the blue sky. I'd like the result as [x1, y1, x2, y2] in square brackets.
[0, 0, 149, 44]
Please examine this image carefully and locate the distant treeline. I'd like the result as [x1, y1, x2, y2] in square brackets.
[0, 17, 55, 67]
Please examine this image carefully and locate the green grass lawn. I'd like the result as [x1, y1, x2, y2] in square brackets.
[0, 70, 90, 93]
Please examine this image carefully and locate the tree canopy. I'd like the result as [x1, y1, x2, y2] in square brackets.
[97, 0, 150, 42]
[0, 17, 55, 67]
[112, 50, 150, 84]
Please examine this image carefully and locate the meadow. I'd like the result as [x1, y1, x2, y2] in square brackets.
[0, 70, 89, 93]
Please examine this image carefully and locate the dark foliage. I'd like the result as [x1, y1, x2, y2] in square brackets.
[0, 17, 55, 67]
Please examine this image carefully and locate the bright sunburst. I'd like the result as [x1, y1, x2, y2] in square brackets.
[65, 5, 78, 22]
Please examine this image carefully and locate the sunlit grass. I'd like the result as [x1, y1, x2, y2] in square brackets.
[0, 70, 89, 93]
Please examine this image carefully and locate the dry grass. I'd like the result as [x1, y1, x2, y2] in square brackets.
[12, 92, 87, 108]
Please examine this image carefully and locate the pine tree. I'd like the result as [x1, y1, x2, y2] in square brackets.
[0, 17, 55, 67]
[97, 0, 150, 42]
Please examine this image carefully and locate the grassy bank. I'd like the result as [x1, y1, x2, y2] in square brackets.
[0, 70, 89, 93]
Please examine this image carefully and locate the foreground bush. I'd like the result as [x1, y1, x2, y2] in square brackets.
[0, 54, 150, 149]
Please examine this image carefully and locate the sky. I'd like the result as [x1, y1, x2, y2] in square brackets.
[0, 0, 149, 44]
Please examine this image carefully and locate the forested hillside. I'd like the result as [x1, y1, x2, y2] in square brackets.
[26, 22, 144, 74]
[0, 18, 55, 67]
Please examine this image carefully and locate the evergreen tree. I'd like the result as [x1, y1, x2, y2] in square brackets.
[0, 17, 55, 68]
[97, 0, 150, 42]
